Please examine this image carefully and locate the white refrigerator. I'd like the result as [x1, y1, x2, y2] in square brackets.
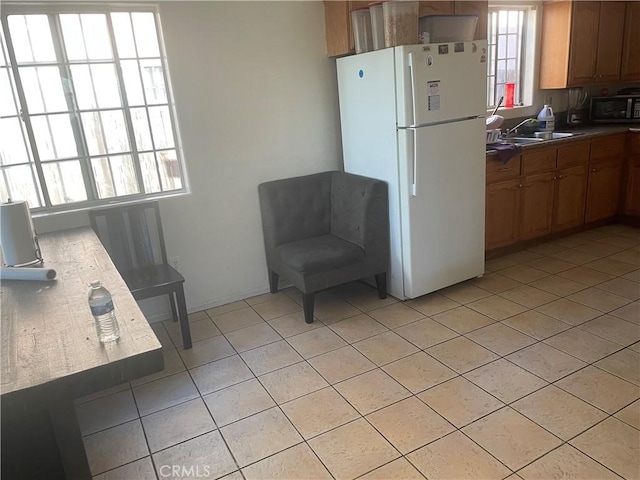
[337, 41, 488, 300]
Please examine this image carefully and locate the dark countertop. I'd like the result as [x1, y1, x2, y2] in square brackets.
[487, 125, 638, 157]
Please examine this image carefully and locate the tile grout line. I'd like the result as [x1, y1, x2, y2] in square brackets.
[79, 228, 639, 477]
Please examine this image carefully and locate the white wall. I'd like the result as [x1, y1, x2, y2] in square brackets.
[34, 1, 343, 321]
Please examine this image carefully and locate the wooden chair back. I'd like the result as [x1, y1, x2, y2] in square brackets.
[89, 201, 168, 273]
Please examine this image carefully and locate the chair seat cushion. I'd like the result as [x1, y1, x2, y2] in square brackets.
[121, 264, 185, 294]
[276, 234, 364, 274]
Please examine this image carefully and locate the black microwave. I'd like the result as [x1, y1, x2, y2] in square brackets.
[590, 95, 640, 123]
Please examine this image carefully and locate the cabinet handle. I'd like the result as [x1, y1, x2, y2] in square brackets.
[558, 175, 563, 179]
[592, 168, 597, 172]
[553, 176, 557, 180]
[519, 184, 523, 188]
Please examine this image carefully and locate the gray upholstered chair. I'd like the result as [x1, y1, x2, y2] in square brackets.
[258, 171, 390, 324]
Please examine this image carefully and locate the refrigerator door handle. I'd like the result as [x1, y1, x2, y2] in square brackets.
[408, 53, 417, 126]
[408, 127, 418, 196]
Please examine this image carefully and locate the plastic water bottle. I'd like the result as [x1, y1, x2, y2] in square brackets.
[88, 281, 120, 343]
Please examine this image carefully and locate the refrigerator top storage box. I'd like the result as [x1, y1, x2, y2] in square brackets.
[352, 8, 374, 54]
[383, 1, 419, 47]
[369, 3, 385, 51]
[419, 15, 478, 43]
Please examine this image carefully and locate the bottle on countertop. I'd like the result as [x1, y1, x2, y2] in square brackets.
[88, 280, 120, 343]
[537, 104, 555, 132]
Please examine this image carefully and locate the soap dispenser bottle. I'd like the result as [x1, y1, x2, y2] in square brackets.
[537, 105, 555, 132]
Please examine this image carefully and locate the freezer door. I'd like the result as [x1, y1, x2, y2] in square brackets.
[395, 42, 488, 127]
[397, 117, 485, 299]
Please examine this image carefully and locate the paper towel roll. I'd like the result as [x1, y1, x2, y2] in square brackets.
[0, 201, 42, 266]
[0, 267, 56, 281]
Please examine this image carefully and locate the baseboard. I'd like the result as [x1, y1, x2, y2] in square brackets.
[145, 282, 293, 324]
[617, 215, 640, 228]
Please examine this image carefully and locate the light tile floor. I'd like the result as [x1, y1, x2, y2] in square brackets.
[78, 224, 640, 480]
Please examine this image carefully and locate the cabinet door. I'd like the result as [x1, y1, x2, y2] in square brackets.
[624, 134, 640, 216]
[621, 1, 640, 81]
[553, 165, 588, 232]
[585, 159, 623, 223]
[323, 1, 370, 57]
[486, 179, 520, 250]
[522, 148, 557, 176]
[557, 141, 590, 169]
[519, 172, 555, 240]
[419, 1, 454, 17]
[567, 1, 599, 86]
[324, 1, 351, 57]
[454, 1, 488, 40]
[624, 164, 640, 217]
[594, 1, 626, 83]
[591, 133, 626, 162]
[539, 1, 573, 89]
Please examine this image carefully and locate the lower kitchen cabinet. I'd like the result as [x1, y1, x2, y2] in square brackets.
[623, 132, 640, 217]
[486, 178, 521, 250]
[519, 172, 555, 240]
[486, 132, 629, 255]
[585, 158, 624, 223]
[553, 141, 590, 232]
[624, 164, 640, 216]
[585, 134, 626, 224]
[553, 164, 589, 231]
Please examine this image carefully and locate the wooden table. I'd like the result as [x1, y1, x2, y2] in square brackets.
[1, 227, 164, 479]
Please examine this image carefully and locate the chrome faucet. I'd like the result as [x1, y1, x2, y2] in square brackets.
[505, 118, 539, 137]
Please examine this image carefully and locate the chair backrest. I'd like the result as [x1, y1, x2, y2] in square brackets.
[330, 171, 386, 249]
[89, 201, 168, 273]
[258, 172, 333, 247]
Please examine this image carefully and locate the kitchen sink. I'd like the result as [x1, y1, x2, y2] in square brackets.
[544, 132, 578, 139]
[501, 132, 582, 144]
[502, 137, 545, 144]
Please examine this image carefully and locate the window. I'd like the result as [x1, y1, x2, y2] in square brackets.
[0, 6, 186, 212]
[487, 5, 536, 109]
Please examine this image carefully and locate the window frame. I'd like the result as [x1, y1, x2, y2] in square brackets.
[486, 2, 539, 112]
[0, 3, 189, 214]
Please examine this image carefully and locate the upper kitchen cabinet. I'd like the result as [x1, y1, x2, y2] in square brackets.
[323, 0, 488, 57]
[621, 1, 640, 81]
[324, 1, 370, 57]
[419, 1, 453, 16]
[539, 1, 626, 88]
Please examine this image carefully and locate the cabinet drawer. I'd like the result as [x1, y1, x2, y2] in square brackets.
[522, 148, 557, 175]
[486, 155, 521, 183]
[557, 141, 590, 168]
[590, 134, 626, 161]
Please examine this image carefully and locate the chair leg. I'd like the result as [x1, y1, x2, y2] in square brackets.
[269, 270, 279, 294]
[302, 293, 315, 324]
[169, 293, 178, 322]
[175, 285, 192, 349]
[375, 273, 387, 299]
